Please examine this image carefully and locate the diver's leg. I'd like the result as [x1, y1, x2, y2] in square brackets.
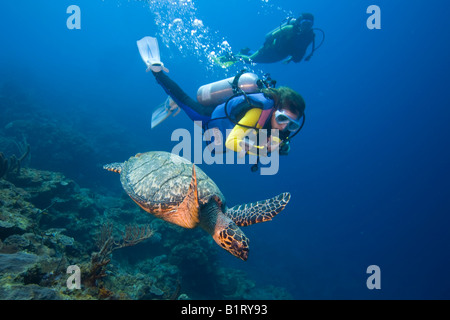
[236, 55, 252, 64]
[248, 49, 267, 63]
[239, 47, 252, 55]
[152, 71, 212, 123]
[235, 46, 265, 64]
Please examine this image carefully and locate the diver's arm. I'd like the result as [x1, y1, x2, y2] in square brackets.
[224, 108, 280, 156]
[152, 71, 211, 117]
[282, 57, 293, 64]
[290, 48, 307, 63]
[225, 108, 262, 153]
[291, 30, 315, 63]
[225, 108, 285, 155]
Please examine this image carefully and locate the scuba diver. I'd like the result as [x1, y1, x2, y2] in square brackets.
[136, 36, 306, 165]
[216, 13, 324, 67]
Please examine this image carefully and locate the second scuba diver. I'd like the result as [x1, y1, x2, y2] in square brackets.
[137, 37, 306, 164]
[217, 13, 323, 67]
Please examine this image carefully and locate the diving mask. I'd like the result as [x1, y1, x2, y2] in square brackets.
[274, 110, 302, 132]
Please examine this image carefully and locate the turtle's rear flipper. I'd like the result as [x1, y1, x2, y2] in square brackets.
[103, 162, 124, 174]
[225, 192, 291, 227]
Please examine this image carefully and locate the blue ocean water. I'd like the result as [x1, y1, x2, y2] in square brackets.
[1, 0, 450, 299]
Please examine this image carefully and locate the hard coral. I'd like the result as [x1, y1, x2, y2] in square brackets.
[86, 222, 154, 289]
[0, 144, 30, 179]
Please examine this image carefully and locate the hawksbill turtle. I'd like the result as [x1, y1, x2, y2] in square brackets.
[103, 151, 290, 261]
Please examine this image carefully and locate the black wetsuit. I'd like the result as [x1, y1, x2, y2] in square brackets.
[238, 26, 315, 64]
[152, 71, 212, 123]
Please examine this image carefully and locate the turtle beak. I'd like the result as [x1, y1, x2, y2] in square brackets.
[222, 230, 250, 261]
[231, 240, 249, 261]
[213, 221, 250, 261]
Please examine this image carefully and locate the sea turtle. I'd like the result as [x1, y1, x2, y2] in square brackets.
[103, 151, 290, 261]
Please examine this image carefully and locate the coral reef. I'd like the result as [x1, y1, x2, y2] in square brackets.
[0, 86, 292, 300]
[0, 143, 30, 178]
[86, 222, 153, 288]
[0, 166, 292, 300]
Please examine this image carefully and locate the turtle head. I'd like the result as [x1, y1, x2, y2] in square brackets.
[200, 198, 250, 261]
[214, 220, 250, 261]
[212, 216, 250, 261]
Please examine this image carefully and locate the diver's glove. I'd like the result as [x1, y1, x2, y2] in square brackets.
[238, 137, 261, 158]
[279, 141, 290, 156]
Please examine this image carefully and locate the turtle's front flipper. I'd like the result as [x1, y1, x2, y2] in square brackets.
[225, 192, 291, 227]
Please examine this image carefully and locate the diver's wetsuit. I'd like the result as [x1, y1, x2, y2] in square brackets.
[250, 28, 315, 63]
[228, 23, 315, 66]
[151, 71, 292, 155]
[152, 71, 212, 124]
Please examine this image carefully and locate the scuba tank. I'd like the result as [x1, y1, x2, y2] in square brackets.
[197, 72, 261, 107]
[264, 17, 296, 40]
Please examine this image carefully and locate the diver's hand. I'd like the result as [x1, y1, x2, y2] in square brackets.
[239, 138, 258, 158]
[265, 135, 282, 153]
[267, 141, 280, 153]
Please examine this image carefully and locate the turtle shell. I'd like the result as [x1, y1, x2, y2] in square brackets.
[120, 151, 225, 216]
